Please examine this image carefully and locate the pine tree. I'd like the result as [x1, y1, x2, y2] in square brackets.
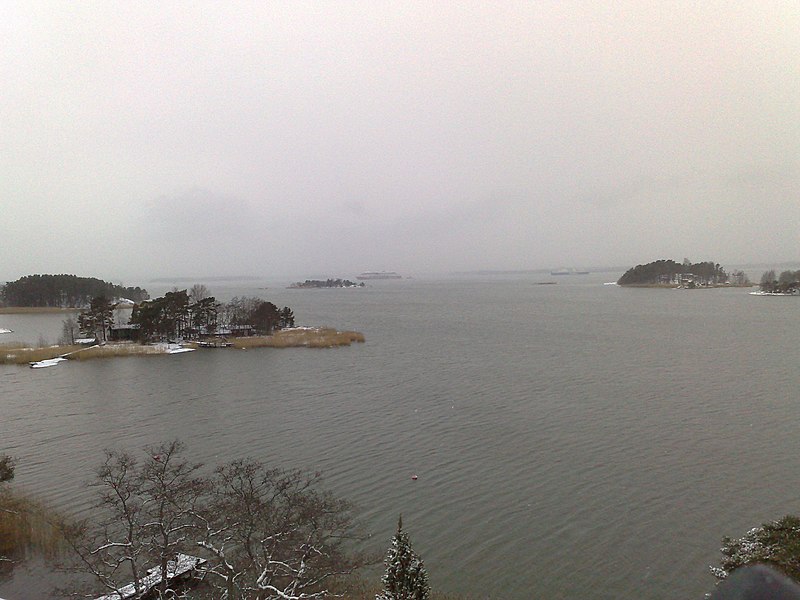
[377, 515, 430, 600]
[78, 296, 114, 342]
[279, 306, 295, 328]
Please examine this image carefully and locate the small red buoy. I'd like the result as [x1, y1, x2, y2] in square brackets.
[411, 474, 418, 480]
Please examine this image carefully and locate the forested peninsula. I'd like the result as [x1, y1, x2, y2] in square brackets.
[1, 278, 364, 366]
[0, 274, 148, 309]
[617, 259, 750, 288]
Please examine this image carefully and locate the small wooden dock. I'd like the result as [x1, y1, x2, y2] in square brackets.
[94, 554, 206, 600]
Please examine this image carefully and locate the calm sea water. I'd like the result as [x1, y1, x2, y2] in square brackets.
[2, 273, 799, 599]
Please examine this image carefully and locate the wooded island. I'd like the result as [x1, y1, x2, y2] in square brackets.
[617, 259, 750, 288]
[288, 278, 365, 289]
[756, 269, 800, 295]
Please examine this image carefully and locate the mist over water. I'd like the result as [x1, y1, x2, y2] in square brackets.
[2, 274, 799, 599]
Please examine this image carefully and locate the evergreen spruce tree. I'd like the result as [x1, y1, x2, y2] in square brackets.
[377, 515, 430, 600]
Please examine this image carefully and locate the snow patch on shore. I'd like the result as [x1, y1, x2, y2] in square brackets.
[750, 290, 799, 296]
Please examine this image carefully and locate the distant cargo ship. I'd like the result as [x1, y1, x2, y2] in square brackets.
[356, 271, 403, 280]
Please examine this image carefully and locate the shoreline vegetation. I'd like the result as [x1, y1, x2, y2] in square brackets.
[1, 328, 365, 366]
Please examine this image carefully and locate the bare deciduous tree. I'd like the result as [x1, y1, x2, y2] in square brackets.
[60, 442, 363, 600]
[189, 284, 210, 304]
[198, 459, 362, 600]
[60, 441, 207, 599]
[59, 316, 79, 345]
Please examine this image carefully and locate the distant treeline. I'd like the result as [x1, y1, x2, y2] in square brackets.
[617, 259, 737, 285]
[0, 274, 149, 308]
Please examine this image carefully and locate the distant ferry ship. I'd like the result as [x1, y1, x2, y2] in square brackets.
[356, 271, 403, 280]
[550, 268, 590, 276]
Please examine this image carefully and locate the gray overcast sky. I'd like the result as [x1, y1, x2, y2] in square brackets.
[2, 1, 798, 282]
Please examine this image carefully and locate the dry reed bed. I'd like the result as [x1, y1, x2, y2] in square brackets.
[232, 328, 365, 349]
[67, 344, 171, 360]
[0, 489, 63, 561]
[0, 306, 81, 314]
[0, 343, 166, 364]
[0, 344, 82, 365]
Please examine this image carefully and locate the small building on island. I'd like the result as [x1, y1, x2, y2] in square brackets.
[109, 324, 141, 342]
